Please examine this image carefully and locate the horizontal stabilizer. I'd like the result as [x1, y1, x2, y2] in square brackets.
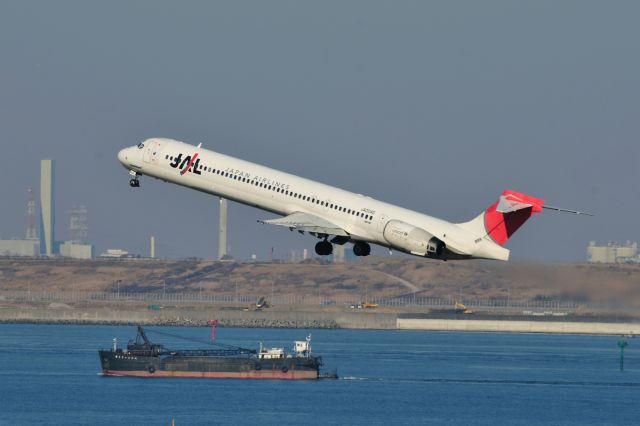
[459, 190, 592, 249]
[258, 212, 349, 236]
[496, 192, 543, 214]
[542, 205, 594, 216]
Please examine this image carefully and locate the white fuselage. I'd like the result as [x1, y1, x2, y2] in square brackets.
[118, 138, 509, 260]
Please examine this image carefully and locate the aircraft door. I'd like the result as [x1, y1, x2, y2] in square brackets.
[143, 140, 163, 164]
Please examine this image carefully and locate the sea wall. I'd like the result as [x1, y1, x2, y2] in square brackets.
[2, 306, 639, 334]
[397, 318, 640, 335]
[0, 307, 397, 329]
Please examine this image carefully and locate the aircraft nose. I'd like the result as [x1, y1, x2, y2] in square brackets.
[117, 147, 129, 165]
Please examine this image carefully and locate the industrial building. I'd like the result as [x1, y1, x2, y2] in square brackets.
[59, 241, 94, 259]
[0, 159, 94, 259]
[39, 159, 94, 259]
[0, 239, 39, 257]
[61, 204, 93, 259]
[0, 187, 39, 257]
[67, 205, 88, 242]
[587, 241, 639, 263]
[98, 249, 136, 258]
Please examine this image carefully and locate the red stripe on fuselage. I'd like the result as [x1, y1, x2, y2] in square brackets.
[180, 152, 199, 175]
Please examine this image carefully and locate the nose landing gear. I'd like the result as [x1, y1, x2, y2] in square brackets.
[128, 170, 141, 188]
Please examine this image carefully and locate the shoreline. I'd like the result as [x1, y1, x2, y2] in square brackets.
[1, 305, 638, 335]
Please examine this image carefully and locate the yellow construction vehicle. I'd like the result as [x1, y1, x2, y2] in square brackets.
[454, 301, 473, 314]
[349, 301, 379, 309]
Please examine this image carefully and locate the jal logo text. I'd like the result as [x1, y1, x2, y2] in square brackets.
[170, 153, 202, 175]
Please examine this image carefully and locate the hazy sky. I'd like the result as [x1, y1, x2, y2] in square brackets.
[1, 1, 638, 261]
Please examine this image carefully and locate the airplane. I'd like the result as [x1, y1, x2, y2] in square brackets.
[118, 138, 591, 261]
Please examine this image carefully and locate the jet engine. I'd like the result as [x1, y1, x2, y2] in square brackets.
[382, 220, 445, 257]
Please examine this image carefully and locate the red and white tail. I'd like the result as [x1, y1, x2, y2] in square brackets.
[460, 190, 545, 246]
[484, 190, 545, 245]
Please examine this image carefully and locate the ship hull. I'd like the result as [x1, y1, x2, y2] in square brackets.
[99, 350, 321, 380]
[101, 369, 318, 379]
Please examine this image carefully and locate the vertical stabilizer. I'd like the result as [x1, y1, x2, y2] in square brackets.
[458, 190, 544, 246]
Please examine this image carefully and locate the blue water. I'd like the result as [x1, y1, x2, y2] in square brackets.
[0, 325, 638, 425]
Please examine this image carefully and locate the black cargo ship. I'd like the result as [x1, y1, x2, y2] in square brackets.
[99, 326, 335, 380]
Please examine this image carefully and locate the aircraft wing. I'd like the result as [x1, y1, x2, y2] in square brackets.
[258, 212, 350, 236]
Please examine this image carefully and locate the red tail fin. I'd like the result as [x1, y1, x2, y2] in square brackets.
[484, 190, 544, 245]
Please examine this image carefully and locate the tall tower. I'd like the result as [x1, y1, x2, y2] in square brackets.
[26, 187, 37, 240]
[218, 197, 228, 260]
[68, 205, 88, 243]
[40, 159, 55, 256]
[150, 235, 156, 259]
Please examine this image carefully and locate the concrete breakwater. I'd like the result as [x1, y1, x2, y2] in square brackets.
[0, 306, 397, 330]
[1, 306, 638, 335]
[397, 318, 640, 335]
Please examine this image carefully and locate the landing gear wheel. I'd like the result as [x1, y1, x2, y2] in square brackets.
[315, 241, 333, 256]
[353, 242, 371, 257]
[129, 178, 140, 188]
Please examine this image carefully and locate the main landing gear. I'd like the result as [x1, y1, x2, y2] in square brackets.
[314, 240, 371, 257]
[129, 170, 140, 188]
[352, 241, 371, 257]
[315, 240, 333, 256]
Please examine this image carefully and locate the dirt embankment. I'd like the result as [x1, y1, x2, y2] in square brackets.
[1, 257, 639, 307]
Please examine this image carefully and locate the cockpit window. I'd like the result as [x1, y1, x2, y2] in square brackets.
[137, 142, 145, 149]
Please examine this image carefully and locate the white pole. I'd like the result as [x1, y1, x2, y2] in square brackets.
[218, 198, 228, 260]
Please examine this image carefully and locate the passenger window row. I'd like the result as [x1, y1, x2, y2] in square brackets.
[165, 154, 373, 221]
